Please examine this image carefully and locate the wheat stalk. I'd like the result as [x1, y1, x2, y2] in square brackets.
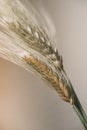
[0, 0, 87, 129]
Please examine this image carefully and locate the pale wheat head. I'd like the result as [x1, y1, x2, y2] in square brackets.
[0, 0, 75, 105]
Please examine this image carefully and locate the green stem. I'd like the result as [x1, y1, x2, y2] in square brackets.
[68, 81, 87, 129]
[60, 70, 87, 129]
[73, 93, 87, 130]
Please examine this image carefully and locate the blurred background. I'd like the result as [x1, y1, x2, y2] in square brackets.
[0, 0, 87, 130]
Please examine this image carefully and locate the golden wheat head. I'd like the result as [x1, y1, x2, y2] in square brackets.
[0, 0, 74, 105]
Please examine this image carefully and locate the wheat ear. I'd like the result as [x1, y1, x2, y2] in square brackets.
[24, 54, 74, 105]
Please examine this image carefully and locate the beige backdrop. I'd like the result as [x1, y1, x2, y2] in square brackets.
[0, 0, 87, 130]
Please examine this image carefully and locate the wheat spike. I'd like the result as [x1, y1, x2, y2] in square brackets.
[24, 54, 74, 104]
[0, 0, 81, 106]
[0, 0, 70, 104]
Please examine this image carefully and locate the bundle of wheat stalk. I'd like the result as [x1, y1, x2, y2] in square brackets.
[0, 0, 87, 129]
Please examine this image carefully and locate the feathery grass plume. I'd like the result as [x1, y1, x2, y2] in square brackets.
[0, 0, 87, 129]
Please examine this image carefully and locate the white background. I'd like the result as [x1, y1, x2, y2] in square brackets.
[0, 0, 87, 130]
